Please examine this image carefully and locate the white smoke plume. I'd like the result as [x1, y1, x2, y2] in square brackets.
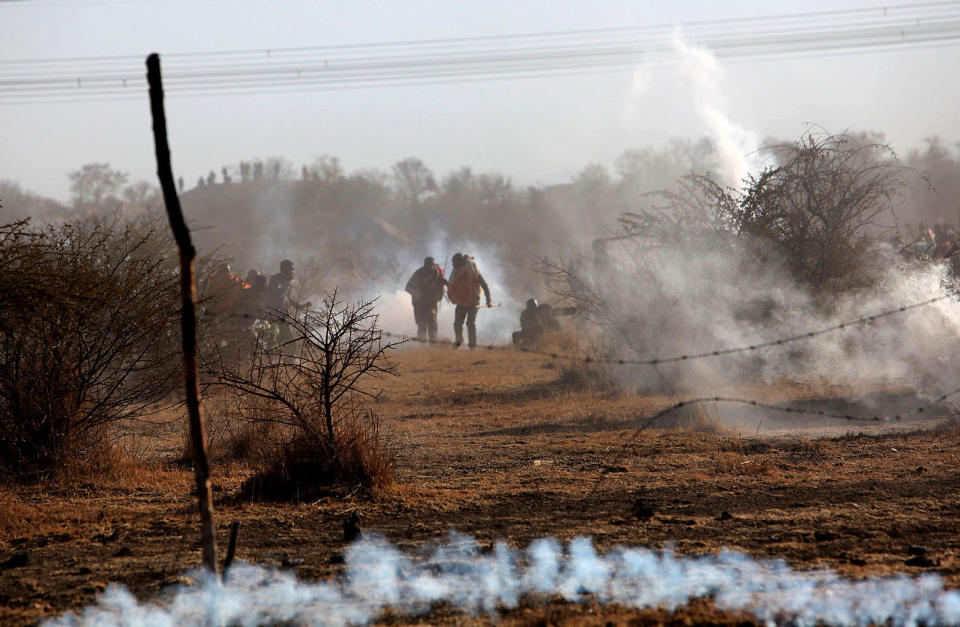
[598, 236, 960, 403]
[47, 531, 960, 626]
[672, 32, 764, 186]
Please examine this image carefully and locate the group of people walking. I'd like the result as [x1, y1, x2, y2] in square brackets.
[404, 253, 491, 348]
[208, 259, 310, 348]
[212, 252, 574, 352]
[405, 254, 576, 349]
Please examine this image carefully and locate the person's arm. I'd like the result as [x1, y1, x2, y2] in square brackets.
[478, 273, 491, 306]
[289, 282, 312, 310]
[405, 269, 421, 296]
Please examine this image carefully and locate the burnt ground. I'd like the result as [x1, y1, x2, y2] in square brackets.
[2, 347, 960, 625]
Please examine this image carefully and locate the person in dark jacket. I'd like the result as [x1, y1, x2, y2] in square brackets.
[265, 259, 311, 347]
[512, 298, 576, 348]
[404, 256, 446, 342]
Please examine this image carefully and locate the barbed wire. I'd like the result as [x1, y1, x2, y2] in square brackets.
[379, 292, 953, 365]
[579, 385, 960, 496]
[635, 387, 960, 428]
[206, 291, 960, 426]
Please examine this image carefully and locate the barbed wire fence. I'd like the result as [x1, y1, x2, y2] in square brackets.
[372, 291, 960, 426]
[207, 290, 960, 428]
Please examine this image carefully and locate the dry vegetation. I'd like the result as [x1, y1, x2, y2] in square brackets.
[2, 129, 958, 624]
[2, 345, 960, 625]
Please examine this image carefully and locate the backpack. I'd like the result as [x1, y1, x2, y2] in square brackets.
[427, 265, 445, 301]
[447, 260, 479, 306]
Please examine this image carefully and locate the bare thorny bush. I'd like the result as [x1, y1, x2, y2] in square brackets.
[0, 214, 185, 481]
[729, 132, 905, 295]
[539, 131, 906, 366]
[206, 289, 400, 500]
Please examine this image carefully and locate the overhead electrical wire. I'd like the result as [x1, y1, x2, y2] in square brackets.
[6, 11, 960, 83]
[4, 4, 959, 72]
[3, 1, 960, 104]
[4, 0, 959, 67]
[3, 30, 957, 103]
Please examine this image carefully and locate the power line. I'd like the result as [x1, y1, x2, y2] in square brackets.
[3, 36, 959, 106]
[6, 13, 960, 84]
[3, 1, 960, 104]
[4, 0, 958, 66]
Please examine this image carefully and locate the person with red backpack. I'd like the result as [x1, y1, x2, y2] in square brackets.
[404, 256, 447, 342]
[447, 252, 492, 349]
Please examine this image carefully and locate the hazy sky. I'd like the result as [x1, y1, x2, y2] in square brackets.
[2, 0, 960, 202]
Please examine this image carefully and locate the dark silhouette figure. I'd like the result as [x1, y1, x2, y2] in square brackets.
[265, 259, 311, 347]
[404, 256, 446, 342]
[513, 299, 576, 348]
[242, 269, 267, 322]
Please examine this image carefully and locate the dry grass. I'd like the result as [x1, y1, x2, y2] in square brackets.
[2, 346, 960, 626]
[239, 406, 394, 502]
[556, 361, 621, 394]
[713, 449, 778, 476]
[671, 402, 731, 435]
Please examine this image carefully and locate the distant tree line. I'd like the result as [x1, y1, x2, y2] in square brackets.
[3, 132, 960, 299]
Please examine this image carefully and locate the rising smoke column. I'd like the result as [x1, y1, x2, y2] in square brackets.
[671, 32, 765, 187]
[47, 532, 960, 626]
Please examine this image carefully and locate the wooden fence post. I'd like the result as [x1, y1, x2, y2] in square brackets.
[146, 52, 218, 574]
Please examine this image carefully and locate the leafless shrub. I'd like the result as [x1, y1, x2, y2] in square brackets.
[0, 215, 187, 482]
[241, 405, 393, 502]
[729, 132, 904, 294]
[617, 131, 904, 296]
[539, 131, 905, 364]
[173, 390, 275, 467]
[208, 289, 400, 499]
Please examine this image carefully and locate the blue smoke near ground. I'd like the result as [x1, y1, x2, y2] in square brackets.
[46, 531, 960, 626]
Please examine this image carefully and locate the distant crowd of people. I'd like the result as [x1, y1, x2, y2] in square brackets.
[177, 161, 335, 194]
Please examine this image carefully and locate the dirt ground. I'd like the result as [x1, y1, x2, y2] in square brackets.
[2, 345, 960, 625]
